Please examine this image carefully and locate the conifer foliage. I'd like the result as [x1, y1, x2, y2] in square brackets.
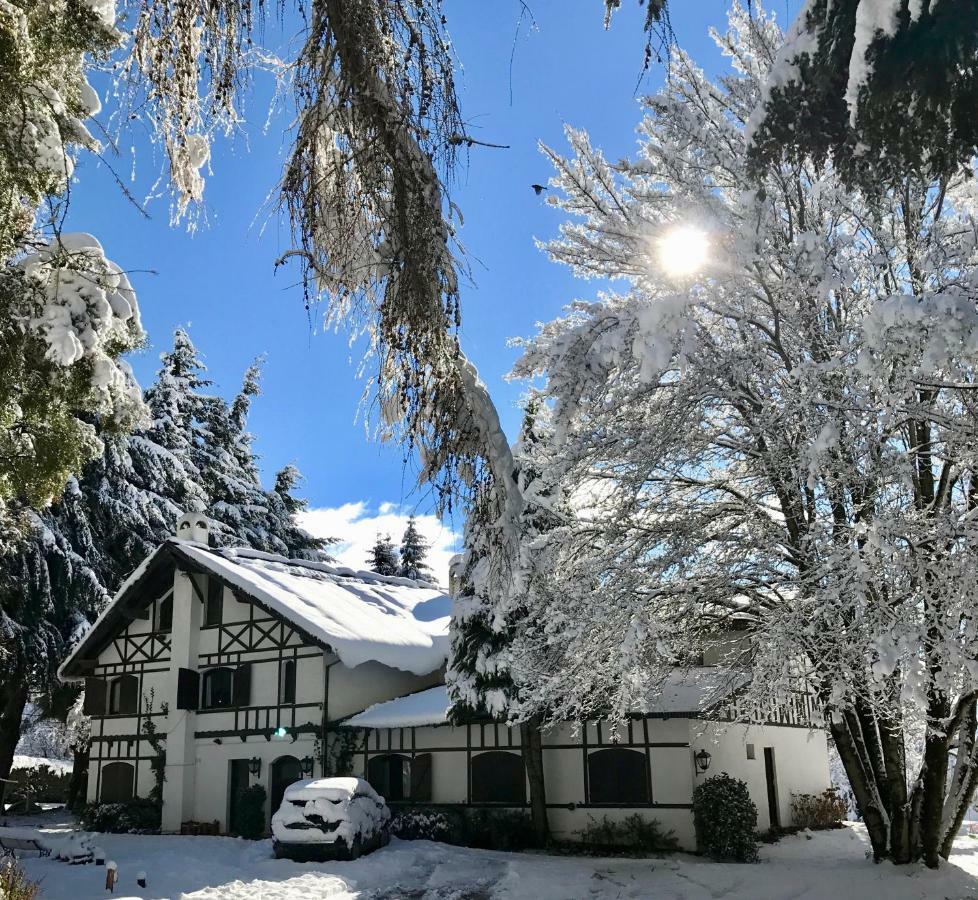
[398, 516, 432, 581]
[0, 328, 329, 804]
[367, 534, 399, 577]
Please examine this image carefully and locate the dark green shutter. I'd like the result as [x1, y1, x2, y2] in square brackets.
[232, 662, 252, 706]
[177, 668, 200, 710]
[410, 753, 432, 801]
[83, 678, 106, 715]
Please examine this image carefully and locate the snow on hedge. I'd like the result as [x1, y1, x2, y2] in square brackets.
[177, 543, 451, 675]
[346, 668, 747, 729]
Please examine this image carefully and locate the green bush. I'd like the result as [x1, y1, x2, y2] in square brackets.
[7, 762, 70, 805]
[790, 789, 848, 829]
[579, 814, 678, 853]
[79, 798, 161, 834]
[234, 784, 267, 840]
[386, 805, 536, 850]
[692, 772, 758, 862]
[0, 859, 39, 900]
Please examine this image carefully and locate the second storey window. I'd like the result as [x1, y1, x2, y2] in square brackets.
[108, 674, 138, 715]
[279, 659, 296, 704]
[202, 667, 234, 708]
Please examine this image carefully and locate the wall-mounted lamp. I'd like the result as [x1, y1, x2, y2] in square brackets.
[300, 755, 314, 776]
[693, 748, 713, 775]
[248, 756, 262, 778]
[273, 726, 289, 740]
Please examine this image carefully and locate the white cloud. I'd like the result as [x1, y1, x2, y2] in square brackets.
[298, 501, 460, 586]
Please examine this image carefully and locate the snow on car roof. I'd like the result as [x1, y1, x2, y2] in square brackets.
[343, 668, 748, 729]
[283, 777, 381, 803]
[176, 543, 451, 676]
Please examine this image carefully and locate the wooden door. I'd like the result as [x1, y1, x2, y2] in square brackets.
[764, 747, 780, 829]
[228, 759, 250, 835]
[270, 755, 301, 823]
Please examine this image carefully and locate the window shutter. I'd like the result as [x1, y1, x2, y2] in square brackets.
[410, 753, 432, 801]
[119, 675, 139, 714]
[83, 678, 106, 715]
[177, 668, 200, 711]
[232, 662, 252, 707]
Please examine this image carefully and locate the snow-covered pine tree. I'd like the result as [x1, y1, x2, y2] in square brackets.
[367, 534, 399, 576]
[510, 3, 978, 867]
[398, 517, 433, 581]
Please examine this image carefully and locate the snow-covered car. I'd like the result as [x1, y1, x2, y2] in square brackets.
[271, 777, 391, 862]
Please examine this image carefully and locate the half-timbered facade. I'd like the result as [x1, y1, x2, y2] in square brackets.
[60, 515, 831, 848]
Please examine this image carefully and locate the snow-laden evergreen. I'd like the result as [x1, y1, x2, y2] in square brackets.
[502, 3, 978, 867]
[398, 516, 432, 581]
[0, 328, 330, 802]
[367, 534, 399, 577]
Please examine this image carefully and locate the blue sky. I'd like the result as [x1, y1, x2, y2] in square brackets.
[66, 1, 798, 577]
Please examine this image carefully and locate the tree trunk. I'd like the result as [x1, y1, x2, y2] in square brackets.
[521, 716, 550, 846]
[940, 700, 978, 859]
[0, 667, 29, 811]
[66, 744, 90, 812]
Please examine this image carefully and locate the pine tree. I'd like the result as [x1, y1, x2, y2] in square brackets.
[367, 534, 399, 576]
[398, 516, 433, 581]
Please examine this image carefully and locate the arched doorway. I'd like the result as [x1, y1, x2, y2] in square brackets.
[270, 755, 302, 823]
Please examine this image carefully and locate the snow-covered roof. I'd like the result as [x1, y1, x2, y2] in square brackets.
[344, 667, 748, 729]
[60, 540, 451, 678]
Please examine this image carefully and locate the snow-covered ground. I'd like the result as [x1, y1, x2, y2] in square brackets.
[5, 811, 978, 899]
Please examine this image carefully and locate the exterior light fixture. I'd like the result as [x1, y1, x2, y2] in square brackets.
[693, 748, 712, 775]
[300, 755, 314, 776]
[248, 756, 262, 778]
[273, 726, 289, 740]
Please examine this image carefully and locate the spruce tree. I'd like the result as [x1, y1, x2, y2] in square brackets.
[367, 534, 399, 576]
[398, 516, 433, 581]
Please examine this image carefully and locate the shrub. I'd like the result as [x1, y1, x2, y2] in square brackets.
[8, 762, 70, 805]
[579, 814, 678, 853]
[790, 789, 848, 829]
[234, 784, 267, 839]
[692, 772, 758, 862]
[390, 808, 459, 842]
[79, 798, 161, 834]
[462, 808, 536, 851]
[0, 859, 39, 900]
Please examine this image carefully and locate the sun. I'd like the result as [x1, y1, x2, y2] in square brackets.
[655, 225, 710, 278]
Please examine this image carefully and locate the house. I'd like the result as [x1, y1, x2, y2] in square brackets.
[59, 514, 832, 848]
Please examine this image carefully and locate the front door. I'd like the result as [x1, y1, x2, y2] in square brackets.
[764, 747, 780, 830]
[228, 759, 250, 835]
[270, 755, 301, 824]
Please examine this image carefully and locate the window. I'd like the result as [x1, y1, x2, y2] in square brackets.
[279, 659, 296, 704]
[204, 577, 223, 627]
[587, 748, 650, 805]
[202, 667, 234, 708]
[100, 762, 134, 803]
[368, 754, 410, 801]
[108, 674, 138, 715]
[157, 594, 173, 633]
[470, 751, 525, 805]
[367, 753, 432, 802]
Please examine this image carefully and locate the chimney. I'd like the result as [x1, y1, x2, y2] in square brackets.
[175, 511, 211, 544]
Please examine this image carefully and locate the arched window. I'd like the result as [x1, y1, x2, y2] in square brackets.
[587, 748, 650, 805]
[279, 659, 296, 704]
[100, 761, 134, 804]
[368, 754, 410, 802]
[202, 667, 234, 708]
[108, 674, 138, 715]
[367, 753, 433, 802]
[157, 594, 173, 633]
[470, 751, 525, 805]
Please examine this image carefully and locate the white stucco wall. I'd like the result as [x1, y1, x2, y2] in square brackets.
[689, 721, 831, 832]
